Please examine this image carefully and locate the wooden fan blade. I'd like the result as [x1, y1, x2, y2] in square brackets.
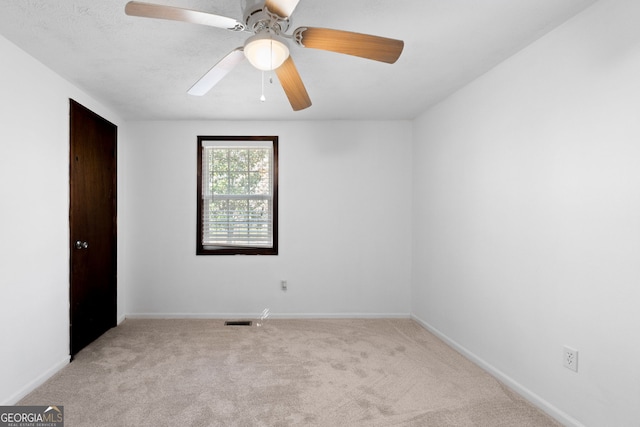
[188, 48, 245, 96]
[125, 1, 245, 31]
[294, 27, 404, 64]
[275, 57, 312, 111]
[265, 0, 301, 19]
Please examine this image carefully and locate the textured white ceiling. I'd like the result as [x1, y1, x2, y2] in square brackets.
[0, 0, 598, 120]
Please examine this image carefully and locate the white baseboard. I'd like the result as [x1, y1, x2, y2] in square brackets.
[410, 314, 583, 427]
[2, 356, 69, 405]
[268, 313, 411, 319]
[125, 312, 411, 320]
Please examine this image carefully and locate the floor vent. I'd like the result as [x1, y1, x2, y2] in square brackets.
[225, 320, 253, 326]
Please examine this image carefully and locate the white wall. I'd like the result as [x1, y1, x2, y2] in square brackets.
[0, 34, 126, 404]
[411, 0, 640, 425]
[122, 121, 412, 318]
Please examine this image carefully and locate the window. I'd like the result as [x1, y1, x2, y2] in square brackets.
[197, 136, 278, 255]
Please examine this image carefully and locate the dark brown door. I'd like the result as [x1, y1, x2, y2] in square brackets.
[69, 99, 117, 356]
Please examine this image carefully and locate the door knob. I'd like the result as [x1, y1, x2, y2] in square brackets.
[75, 240, 89, 250]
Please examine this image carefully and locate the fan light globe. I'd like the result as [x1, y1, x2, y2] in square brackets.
[244, 33, 289, 71]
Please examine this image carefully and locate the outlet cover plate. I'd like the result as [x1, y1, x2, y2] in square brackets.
[563, 346, 578, 372]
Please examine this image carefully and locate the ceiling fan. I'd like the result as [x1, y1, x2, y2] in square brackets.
[125, 0, 404, 111]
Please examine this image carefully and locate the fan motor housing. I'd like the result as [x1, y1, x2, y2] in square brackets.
[243, 1, 290, 34]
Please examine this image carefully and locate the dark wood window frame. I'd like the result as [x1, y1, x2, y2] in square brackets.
[197, 135, 278, 255]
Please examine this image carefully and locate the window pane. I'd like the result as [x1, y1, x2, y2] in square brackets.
[249, 199, 270, 225]
[249, 149, 268, 171]
[212, 171, 229, 194]
[228, 172, 248, 194]
[248, 171, 264, 194]
[228, 149, 248, 171]
[212, 150, 229, 171]
[204, 199, 229, 240]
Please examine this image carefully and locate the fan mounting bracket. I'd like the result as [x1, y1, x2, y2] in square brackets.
[292, 27, 307, 46]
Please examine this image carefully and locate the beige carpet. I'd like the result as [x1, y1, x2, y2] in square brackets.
[19, 319, 560, 426]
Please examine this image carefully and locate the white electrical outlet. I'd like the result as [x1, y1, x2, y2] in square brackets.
[563, 346, 578, 372]
[281, 280, 288, 291]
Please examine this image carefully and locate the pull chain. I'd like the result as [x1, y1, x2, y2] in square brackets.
[260, 71, 266, 102]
